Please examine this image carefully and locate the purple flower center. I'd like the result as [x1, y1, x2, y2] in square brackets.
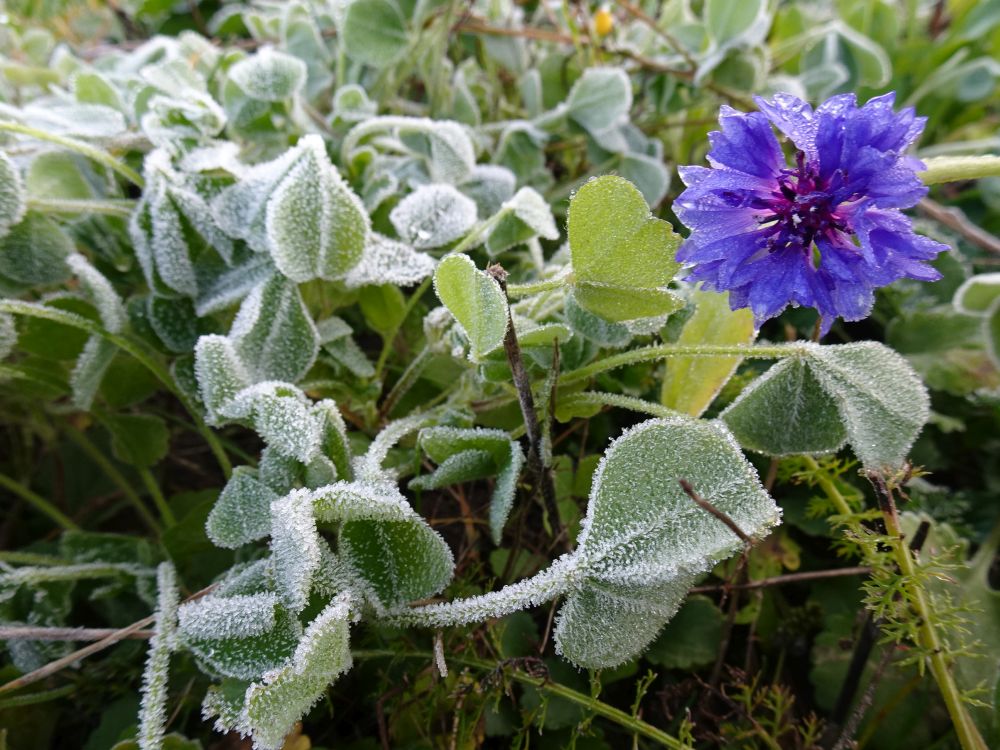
[758, 151, 851, 259]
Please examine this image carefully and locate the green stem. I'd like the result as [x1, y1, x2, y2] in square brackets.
[0, 684, 76, 711]
[352, 649, 687, 748]
[374, 277, 432, 381]
[879, 504, 988, 750]
[26, 197, 136, 218]
[558, 391, 680, 420]
[0, 300, 231, 479]
[139, 469, 175, 527]
[506, 267, 574, 298]
[450, 210, 507, 255]
[801, 456, 854, 517]
[0, 472, 79, 531]
[0, 121, 144, 188]
[559, 343, 805, 387]
[920, 155, 1000, 185]
[63, 425, 162, 536]
[380, 345, 432, 418]
[0, 551, 70, 566]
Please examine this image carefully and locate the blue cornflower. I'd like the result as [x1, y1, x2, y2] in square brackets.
[674, 92, 948, 331]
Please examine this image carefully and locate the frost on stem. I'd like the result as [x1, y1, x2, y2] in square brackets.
[138, 562, 179, 750]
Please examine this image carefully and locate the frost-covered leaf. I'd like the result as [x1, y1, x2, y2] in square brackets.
[564, 68, 632, 136]
[806, 342, 930, 470]
[483, 187, 560, 256]
[194, 254, 276, 317]
[0, 213, 73, 285]
[183, 603, 301, 681]
[986, 299, 1000, 369]
[0, 313, 15, 360]
[219, 383, 321, 462]
[954, 272, 1000, 314]
[312, 481, 454, 611]
[721, 358, 847, 456]
[619, 152, 671, 207]
[433, 254, 508, 361]
[342, 233, 435, 289]
[459, 165, 516, 218]
[554, 417, 780, 668]
[147, 295, 199, 353]
[229, 276, 318, 383]
[0, 151, 26, 240]
[564, 292, 632, 348]
[270, 489, 322, 612]
[342, 117, 476, 185]
[568, 176, 682, 322]
[410, 427, 525, 544]
[313, 399, 352, 481]
[179, 593, 280, 640]
[238, 594, 352, 750]
[12, 102, 127, 138]
[228, 47, 307, 102]
[341, 0, 409, 68]
[132, 155, 234, 297]
[207, 467, 280, 548]
[70, 336, 117, 410]
[389, 184, 477, 250]
[264, 135, 370, 282]
[66, 253, 126, 333]
[661, 289, 755, 417]
[194, 335, 252, 424]
[138, 563, 178, 750]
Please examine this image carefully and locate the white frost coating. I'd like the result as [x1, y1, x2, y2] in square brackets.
[341, 116, 476, 184]
[352, 411, 438, 484]
[70, 336, 117, 410]
[263, 135, 370, 282]
[212, 146, 301, 252]
[459, 165, 516, 218]
[141, 92, 227, 150]
[386, 554, 580, 628]
[389, 184, 478, 250]
[206, 467, 280, 548]
[237, 593, 353, 750]
[502, 187, 560, 239]
[194, 335, 252, 425]
[228, 47, 307, 102]
[343, 233, 436, 289]
[0, 313, 15, 361]
[138, 562, 178, 750]
[805, 341, 930, 470]
[433, 633, 448, 678]
[178, 593, 279, 640]
[564, 67, 633, 134]
[194, 256, 276, 317]
[9, 101, 127, 138]
[65, 254, 126, 332]
[0, 152, 26, 240]
[179, 141, 245, 176]
[270, 489, 322, 613]
[229, 276, 319, 384]
[219, 382, 322, 462]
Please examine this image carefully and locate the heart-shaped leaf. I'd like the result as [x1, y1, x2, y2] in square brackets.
[554, 417, 780, 668]
[433, 253, 508, 361]
[568, 176, 682, 322]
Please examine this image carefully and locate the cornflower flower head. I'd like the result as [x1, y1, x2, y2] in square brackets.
[674, 92, 949, 331]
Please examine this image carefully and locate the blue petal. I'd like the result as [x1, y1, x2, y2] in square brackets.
[753, 93, 819, 161]
[706, 108, 784, 179]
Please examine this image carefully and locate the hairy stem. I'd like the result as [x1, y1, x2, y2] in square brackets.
[559, 343, 806, 387]
[0, 120, 144, 187]
[870, 477, 988, 750]
[801, 456, 855, 517]
[375, 276, 431, 381]
[506, 267, 574, 298]
[920, 155, 1000, 185]
[558, 391, 680, 420]
[380, 345, 432, 419]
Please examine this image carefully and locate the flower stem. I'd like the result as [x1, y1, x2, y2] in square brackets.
[374, 277, 432, 382]
[558, 343, 805, 387]
[558, 391, 680, 420]
[0, 121, 144, 188]
[380, 345, 432, 418]
[801, 455, 854, 517]
[0, 471, 79, 531]
[869, 476, 988, 750]
[920, 155, 1000, 186]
